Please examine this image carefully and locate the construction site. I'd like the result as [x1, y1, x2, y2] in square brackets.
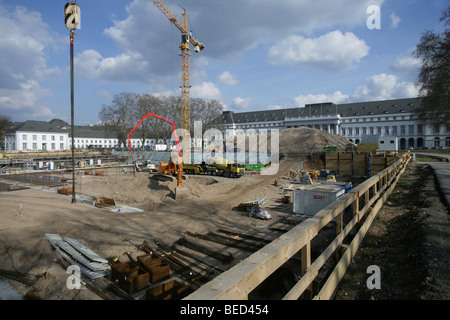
[2, 1, 449, 304]
[0, 125, 418, 300]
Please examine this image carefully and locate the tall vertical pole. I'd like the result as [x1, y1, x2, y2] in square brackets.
[65, 1, 79, 203]
[70, 31, 76, 203]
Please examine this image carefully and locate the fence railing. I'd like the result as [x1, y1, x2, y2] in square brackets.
[186, 153, 411, 300]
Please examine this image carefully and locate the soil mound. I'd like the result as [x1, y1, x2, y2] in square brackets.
[234, 127, 350, 154]
[278, 127, 350, 154]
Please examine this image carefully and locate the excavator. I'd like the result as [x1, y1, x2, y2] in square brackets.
[127, 113, 187, 199]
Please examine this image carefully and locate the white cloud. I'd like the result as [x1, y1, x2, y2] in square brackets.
[218, 71, 239, 86]
[75, 49, 149, 82]
[0, 80, 57, 120]
[232, 97, 252, 110]
[96, 0, 383, 81]
[268, 105, 284, 110]
[390, 52, 421, 83]
[0, 4, 63, 120]
[291, 71, 418, 107]
[352, 73, 419, 101]
[0, 5, 61, 87]
[96, 90, 112, 101]
[268, 31, 370, 72]
[190, 82, 223, 100]
[294, 91, 349, 108]
[390, 13, 401, 29]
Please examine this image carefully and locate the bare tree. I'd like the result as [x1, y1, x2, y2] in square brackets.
[414, 7, 450, 126]
[191, 98, 224, 133]
[0, 115, 14, 149]
[99, 92, 225, 148]
[99, 92, 138, 149]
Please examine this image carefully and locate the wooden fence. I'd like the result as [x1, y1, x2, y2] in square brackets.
[185, 153, 411, 300]
[325, 151, 400, 177]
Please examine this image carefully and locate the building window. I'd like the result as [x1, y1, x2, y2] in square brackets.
[409, 125, 415, 134]
[401, 125, 406, 135]
[51, 135, 55, 141]
[60, 143, 64, 149]
[33, 135, 37, 140]
[418, 125, 423, 134]
[362, 127, 367, 135]
[23, 134, 27, 140]
[33, 143, 37, 150]
[51, 143, 55, 150]
[23, 143, 27, 150]
[60, 136, 64, 141]
[384, 126, 390, 135]
[42, 135, 46, 141]
[392, 126, 398, 135]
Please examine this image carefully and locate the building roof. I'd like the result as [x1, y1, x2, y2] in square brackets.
[219, 97, 421, 125]
[9, 119, 70, 133]
[336, 98, 419, 117]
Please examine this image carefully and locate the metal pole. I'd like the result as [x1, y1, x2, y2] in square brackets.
[70, 31, 76, 204]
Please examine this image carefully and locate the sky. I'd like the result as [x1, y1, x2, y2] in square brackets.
[0, 0, 448, 125]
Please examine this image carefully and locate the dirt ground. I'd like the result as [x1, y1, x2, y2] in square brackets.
[335, 162, 450, 300]
[3, 127, 447, 300]
[0, 127, 350, 300]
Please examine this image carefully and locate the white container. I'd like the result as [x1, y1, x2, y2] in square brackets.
[293, 186, 345, 216]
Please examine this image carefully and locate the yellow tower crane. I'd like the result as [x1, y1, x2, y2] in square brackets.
[151, 0, 204, 155]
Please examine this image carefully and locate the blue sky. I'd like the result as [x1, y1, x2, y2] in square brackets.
[0, 0, 448, 125]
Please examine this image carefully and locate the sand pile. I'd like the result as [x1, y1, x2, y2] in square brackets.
[233, 127, 350, 154]
[78, 127, 351, 209]
[277, 127, 350, 154]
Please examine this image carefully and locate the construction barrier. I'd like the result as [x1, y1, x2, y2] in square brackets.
[185, 153, 411, 300]
[325, 151, 401, 177]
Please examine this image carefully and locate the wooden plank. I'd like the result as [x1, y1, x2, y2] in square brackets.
[186, 232, 263, 252]
[185, 220, 317, 300]
[185, 155, 411, 300]
[314, 155, 409, 300]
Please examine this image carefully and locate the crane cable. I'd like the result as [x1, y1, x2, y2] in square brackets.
[173, 0, 199, 40]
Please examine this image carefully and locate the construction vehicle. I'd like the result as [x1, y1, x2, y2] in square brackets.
[127, 113, 187, 199]
[183, 157, 245, 178]
[151, 0, 204, 154]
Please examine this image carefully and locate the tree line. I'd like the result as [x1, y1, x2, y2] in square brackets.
[99, 93, 224, 148]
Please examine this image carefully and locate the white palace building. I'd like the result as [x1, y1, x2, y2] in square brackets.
[4, 97, 450, 152]
[218, 97, 450, 150]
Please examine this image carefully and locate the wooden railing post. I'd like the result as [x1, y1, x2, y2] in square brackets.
[301, 242, 312, 299]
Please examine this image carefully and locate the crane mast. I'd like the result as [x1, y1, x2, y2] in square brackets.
[151, 0, 204, 155]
